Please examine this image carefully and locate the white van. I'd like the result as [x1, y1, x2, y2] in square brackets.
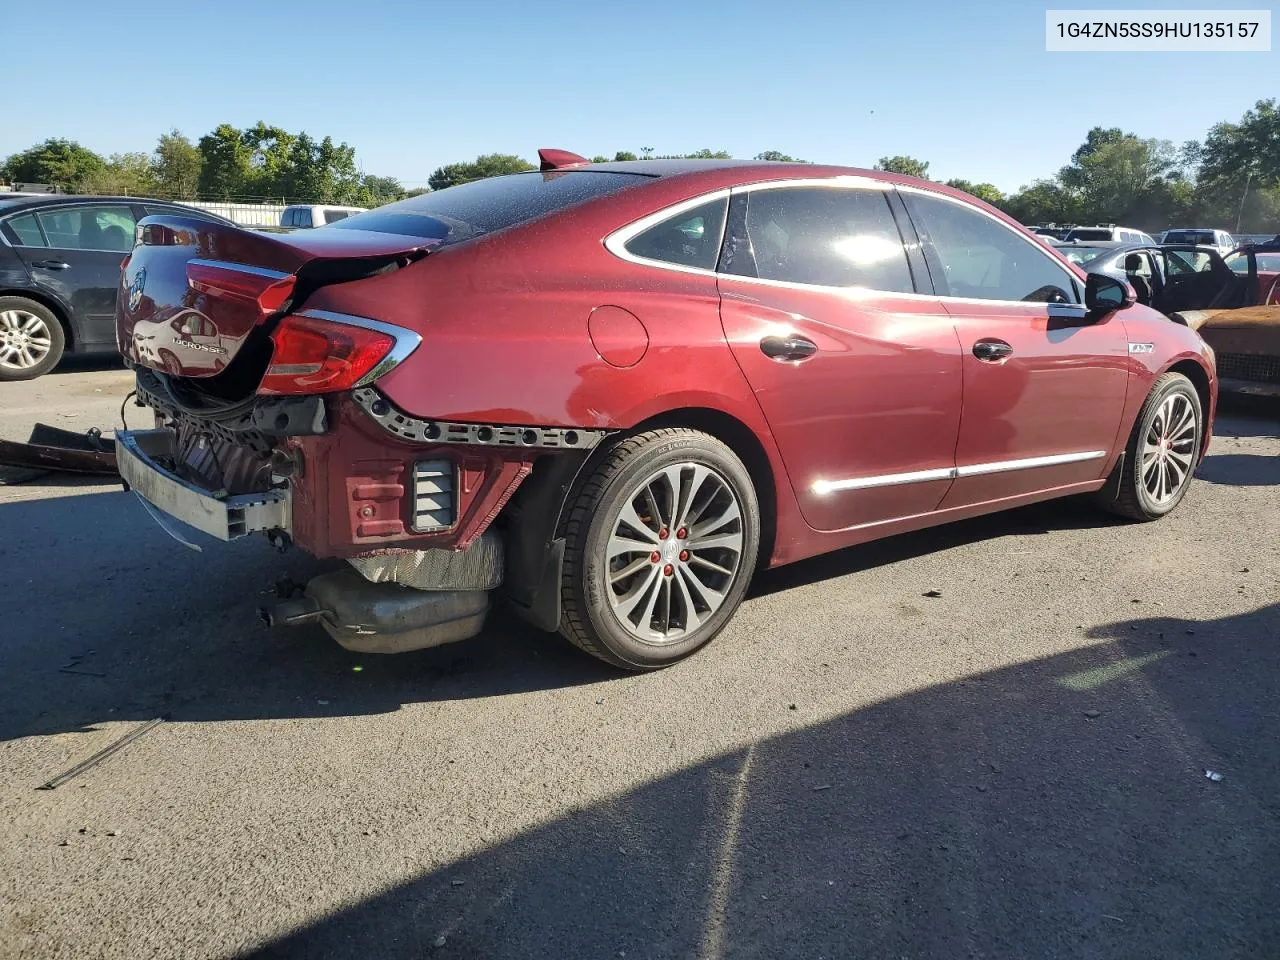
[279, 204, 366, 229]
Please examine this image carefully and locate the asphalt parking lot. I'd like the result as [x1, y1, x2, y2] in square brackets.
[1, 365, 1278, 960]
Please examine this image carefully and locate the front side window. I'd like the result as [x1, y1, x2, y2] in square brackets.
[722, 186, 914, 292]
[623, 198, 727, 270]
[1164, 249, 1214, 275]
[35, 205, 136, 251]
[4, 213, 46, 247]
[906, 191, 1079, 303]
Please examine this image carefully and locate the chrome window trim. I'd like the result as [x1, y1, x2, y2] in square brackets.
[294, 308, 422, 385]
[896, 184, 1084, 304]
[603, 188, 731, 278]
[812, 449, 1108, 494]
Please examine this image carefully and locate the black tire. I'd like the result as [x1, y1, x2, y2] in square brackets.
[558, 428, 761, 670]
[0, 296, 65, 381]
[1103, 372, 1203, 521]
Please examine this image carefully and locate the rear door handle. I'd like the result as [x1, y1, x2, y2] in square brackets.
[31, 260, 71, 270]
[972, 339, 1013, 362]
[760, 335, 818, 362]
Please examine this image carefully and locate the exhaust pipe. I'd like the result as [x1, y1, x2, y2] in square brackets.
[260, 596, 322, 627]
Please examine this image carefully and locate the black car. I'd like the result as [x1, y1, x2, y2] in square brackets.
[1068, 242, 1258, 317]
[0, 195, 233, 380]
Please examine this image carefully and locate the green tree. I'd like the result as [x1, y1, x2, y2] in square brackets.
[81, 152, 153, 195]
[354, 174, 405, 207]
[874, 155, 929, 179]
[613, 151, 638, 161]
[755, 150, 801, 162]
[1195, 99, 1280, 232]
[151, 130, 203, 200]
[242, 122, 296, 197]
[999, 179, 1079, 225]
[1, 138, 107, 191]
[427, 153, 535, 190]
[944, 179, 1004, 206]
[197, 124, 254, 198]
[1058, 131, 1179, 226]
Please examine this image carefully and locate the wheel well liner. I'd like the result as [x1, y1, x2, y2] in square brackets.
[502, 406, 779, 632]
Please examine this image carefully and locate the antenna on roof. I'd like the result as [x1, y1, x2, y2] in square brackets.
[538, 149, 590, 171]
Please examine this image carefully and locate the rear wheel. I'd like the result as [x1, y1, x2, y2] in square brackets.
[1103, 372, 1202, 520]
[0, 297, 64, 381]
[559, 428, 760, 670]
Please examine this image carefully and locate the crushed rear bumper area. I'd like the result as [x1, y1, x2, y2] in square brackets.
[117, 429, 291, 540]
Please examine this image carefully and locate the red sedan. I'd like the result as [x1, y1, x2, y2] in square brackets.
[114, 151, 1217, 670]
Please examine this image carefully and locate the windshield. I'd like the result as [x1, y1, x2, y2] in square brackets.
[330, 171, 650, 243]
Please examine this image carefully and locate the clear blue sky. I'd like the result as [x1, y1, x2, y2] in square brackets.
[4, 0, 1275, 192]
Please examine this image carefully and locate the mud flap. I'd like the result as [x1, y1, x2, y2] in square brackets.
[1097, 451, 1125, 502]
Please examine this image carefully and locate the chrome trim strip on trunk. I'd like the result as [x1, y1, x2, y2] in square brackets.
[187, 258, 292, 280]
[812, 450, 1108, 493]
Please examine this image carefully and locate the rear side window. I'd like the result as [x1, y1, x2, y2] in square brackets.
[4, 213, 46, 246]
[624, 198, 727, 270]
[35, 205, 136, 251]
[296, 209, 313, 228]
[722, 187, 914, 292]
[332, 171, 650, 244]
[323, 210, 352, 224]
[906, 191, 1079, 303]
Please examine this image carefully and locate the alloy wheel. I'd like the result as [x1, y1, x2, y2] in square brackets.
[605, 462, 745, 644]
[1141, 392, 1197, 505]
[0, 309, 54, 371]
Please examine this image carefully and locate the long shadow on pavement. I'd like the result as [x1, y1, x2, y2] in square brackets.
[241, 602, 1280, 960]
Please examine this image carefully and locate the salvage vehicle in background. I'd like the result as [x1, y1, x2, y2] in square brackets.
[1161, 227, 1236, 256]
[1081, 240, 1280, 396]
[0, 195, 234, 380]
[279, 204, 367, 229]
[113, 153, 1216, 670]
[1063, 224, 1158, 245]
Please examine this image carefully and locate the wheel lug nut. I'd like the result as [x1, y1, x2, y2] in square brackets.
[678, 550, 689, 562]
[650, 551, 660, 564]
[659, 528, 669, 540]
[663, 563, 673, 577]
[676, 527, 687, 539]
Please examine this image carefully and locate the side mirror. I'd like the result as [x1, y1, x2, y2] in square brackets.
[1086, 273, 1135, 313]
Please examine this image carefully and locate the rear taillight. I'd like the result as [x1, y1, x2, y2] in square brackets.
[259, 312, 416, 395]
[187, 260, 296, 318]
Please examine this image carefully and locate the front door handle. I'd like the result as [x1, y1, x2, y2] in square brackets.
[31, 260, 71, 270]
[972, 339, 1013, 362]
[760, 335, 818, 362]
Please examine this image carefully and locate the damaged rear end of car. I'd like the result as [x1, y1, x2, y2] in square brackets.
[114, 210, 595, 654]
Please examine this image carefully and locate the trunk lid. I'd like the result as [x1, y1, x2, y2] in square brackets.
[117, 214, 434, 380]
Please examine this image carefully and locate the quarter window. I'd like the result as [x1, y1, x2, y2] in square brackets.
[906, 191, 1078, 303]
[5, 213, 46, 247]
[722, 187, 914, 292]
[623, 197, 728, 271]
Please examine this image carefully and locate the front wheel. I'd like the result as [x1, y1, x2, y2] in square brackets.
[1103, 372, 1203, 521]
[558, 428, 761, 670]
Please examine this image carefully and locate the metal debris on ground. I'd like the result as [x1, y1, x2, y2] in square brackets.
[1204, 769, 1224, 782]
[922, 589, 943, 598]
[38, 718, 165, 790]
[0, 423, 119, 482]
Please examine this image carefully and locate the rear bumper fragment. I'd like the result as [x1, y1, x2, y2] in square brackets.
[117, 429, 291, 541]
